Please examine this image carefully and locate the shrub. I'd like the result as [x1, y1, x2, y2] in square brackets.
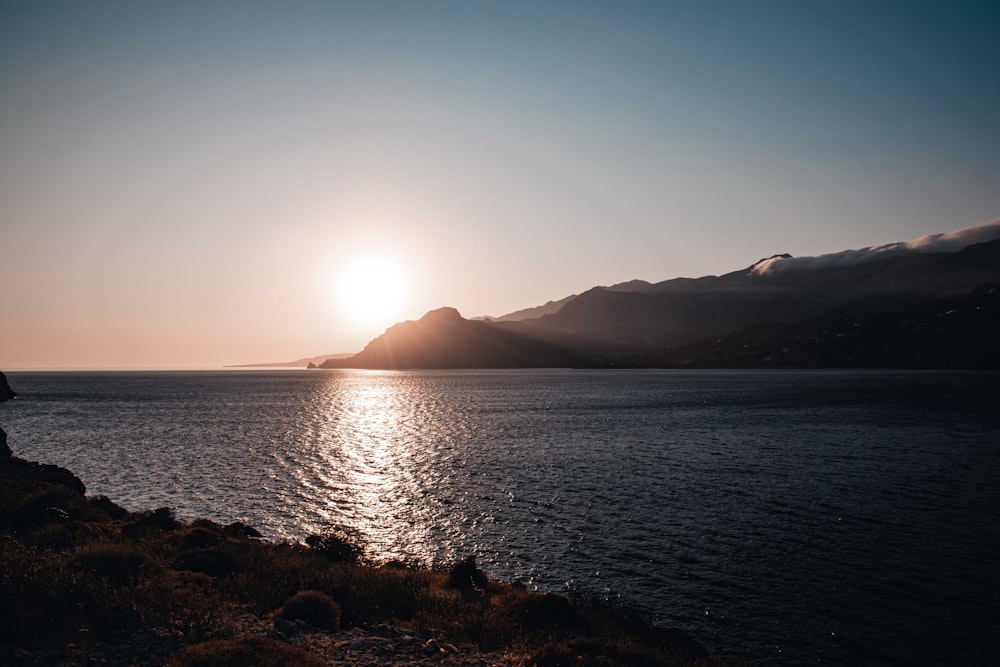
[224, 521, 262, 539]
[167, 636, 326, 667]
[24, 520, 97, 550]
[181, 527, 222, 550]
[74, 548, 150, 585]
[274, 590, 341, 632]
[88, 494, 131, 520]
[124, 507, 182, 535]
[304, 528, 364, 563]
[527, 637, 675, 667]
[173, 548, 240, 577]
[511, 593, 589, 633]
[3, 485, 95, 533]
[321, 563, 429, 626]
[446, 555, 489, 593]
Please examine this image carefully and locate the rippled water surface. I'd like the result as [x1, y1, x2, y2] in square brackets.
[4, 369, 999, 664]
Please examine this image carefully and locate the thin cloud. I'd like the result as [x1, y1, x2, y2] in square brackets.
[752, 219, 1000, 275]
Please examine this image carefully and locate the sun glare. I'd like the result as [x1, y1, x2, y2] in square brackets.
[334, 255, 410, 329]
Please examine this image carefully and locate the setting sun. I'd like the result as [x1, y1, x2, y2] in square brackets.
[333, 255, 410, 329]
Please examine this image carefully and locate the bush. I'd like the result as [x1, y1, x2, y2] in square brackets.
[527, 637, 670, 667]
[173, 548, 240, 578]
[89, 494, 131, 520]
[124, 507, 181, 535]
[274, 590, 341, 632]
[511, 593, 589, 633]
[304, 529, 364, 563]
[224, 521, 262, 539]
[74, 548, 150, 585]
[447, 555, 489, 593]
[168, 636, 326, 667]
[24, 520, 98, 550]
[181, 527, 222, 550]
[3, 485, 95, 533]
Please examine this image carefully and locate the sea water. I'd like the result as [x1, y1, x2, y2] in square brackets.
[3, 369, 999, 665]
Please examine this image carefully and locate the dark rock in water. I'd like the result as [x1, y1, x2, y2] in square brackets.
[1, 428, 11, 459]
[306, 361, 317, 369]
[0, 371, 15, 402]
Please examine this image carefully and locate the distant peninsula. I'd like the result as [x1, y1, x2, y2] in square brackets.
[226, 353, 354, 369]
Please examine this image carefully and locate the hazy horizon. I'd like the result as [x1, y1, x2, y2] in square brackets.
[3, 2, 998, 369]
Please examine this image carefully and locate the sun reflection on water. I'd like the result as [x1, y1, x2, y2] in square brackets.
[313, 372, 434, 562]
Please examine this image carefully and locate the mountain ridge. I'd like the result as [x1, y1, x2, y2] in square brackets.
[313, 221, 1000, 370]
[320, 307, 589, 369]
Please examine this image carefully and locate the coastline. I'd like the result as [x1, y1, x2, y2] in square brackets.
[0, 379, 720, 666]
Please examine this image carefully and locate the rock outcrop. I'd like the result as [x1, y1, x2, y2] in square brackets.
[0, 371, 15, 403]
[1, 372, 14, 459]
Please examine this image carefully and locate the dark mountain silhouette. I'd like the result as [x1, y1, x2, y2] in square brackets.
[318, 226, 1000, 370]
[492, 239, 1000, 359]
[320, 307, 589, 369]
[625, 284, 1000, 369]
[477, 294, 577, 322]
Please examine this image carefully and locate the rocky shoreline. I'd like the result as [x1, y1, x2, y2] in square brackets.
[0, 371, 725, 666]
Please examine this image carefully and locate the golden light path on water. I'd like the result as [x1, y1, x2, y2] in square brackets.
[300, 372, 437, 563]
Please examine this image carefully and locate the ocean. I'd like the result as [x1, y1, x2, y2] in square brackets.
[3, 369, 999, 665]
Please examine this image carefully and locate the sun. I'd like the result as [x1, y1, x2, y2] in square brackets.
[333, 255, 410, 329]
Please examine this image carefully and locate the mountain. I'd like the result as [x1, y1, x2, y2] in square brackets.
[320, 221, 1000, 369]
[320, 307, 589, 369]
[627, 284, 1000, 369]
[478, 294, 577, 322]
[491, 219, 1000, 316]
[493, 236, 1000, 360]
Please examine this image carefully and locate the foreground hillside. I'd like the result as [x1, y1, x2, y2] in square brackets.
[0, 433, 721, 665]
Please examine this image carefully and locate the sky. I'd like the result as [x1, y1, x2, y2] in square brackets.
[2, 1, 999, 369]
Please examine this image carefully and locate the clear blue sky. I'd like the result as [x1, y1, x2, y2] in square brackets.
[2, 1, 998, 367]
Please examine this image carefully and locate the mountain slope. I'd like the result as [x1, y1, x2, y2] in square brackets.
[320, 307, 589, 369]
[497, 239, 1000, 356]
[489, 220, 1000, 321]
[628, 284, 1000, 369]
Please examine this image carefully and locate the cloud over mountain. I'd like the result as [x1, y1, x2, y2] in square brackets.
[752, 219, 1000, 275]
